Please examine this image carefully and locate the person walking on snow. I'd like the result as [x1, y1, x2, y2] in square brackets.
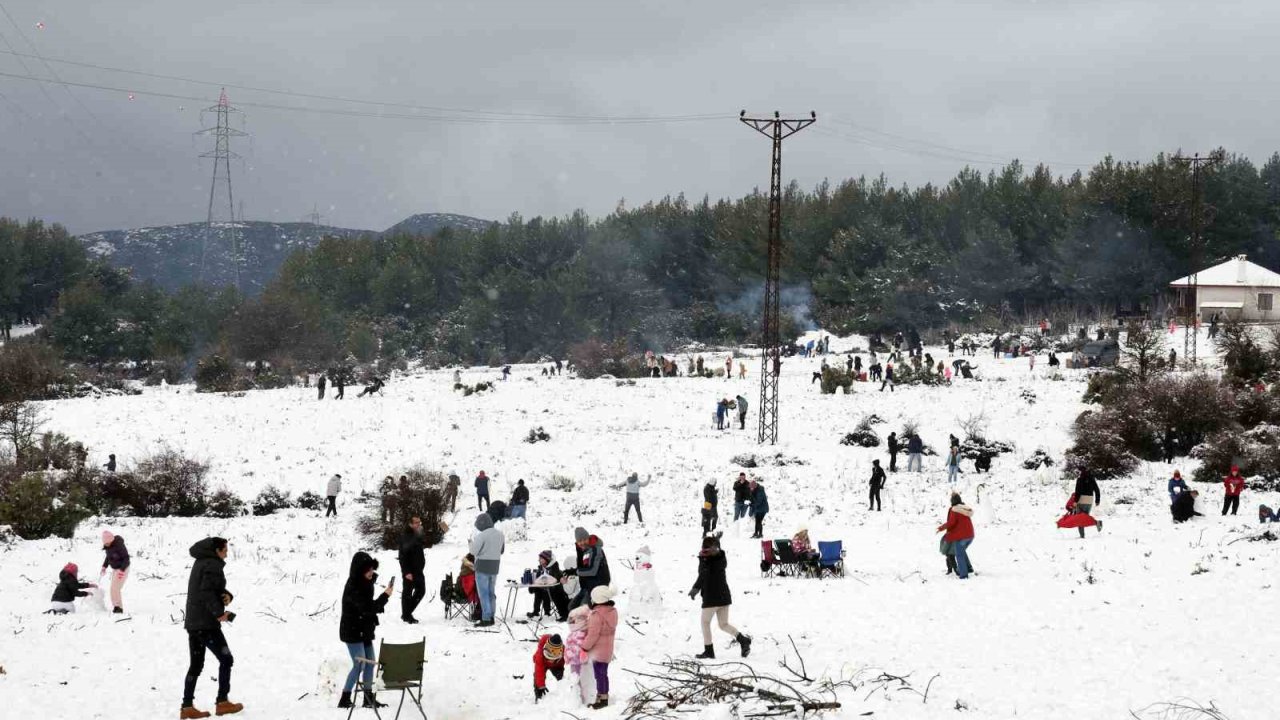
[688, 535, 752, 660]
[100, 530, 130, 614]
[732, 473, 751, 522]
[1167, 470, 1188, 506]
[748, 480, 769, 539]
[181, 537, 242, 719]
[398, 516, 426, 624]
[880, 361, 895, 392]
[869, 460, 886, 511]
[1073, 469, 1100, 520]
[49, 562, 97, 614]
[469, 513, 505, 626]
[565, 527, 611, 611]
[317, 373, 326, 400]
[702, 481, 719, 535]
[325, 474, 341, 517]
[338, 551, 393, 710]
[510, 479, 530, 520]
[937, 494, 975, 579]
[735, 394, 748, 430]
[1223, 465, 1245, 516]
[613, 472, 650, 524]
[906, 432, 924, 473]
[444, 472, 461, 512]
[475, 470, 491, 510]
[945, 444, 961, 484]
[887, 432, 899, 472]
[532, 634, 566, 701]
[581, 585, 619, 709]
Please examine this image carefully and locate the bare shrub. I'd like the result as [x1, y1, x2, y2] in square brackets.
[357, 468, 447, 550]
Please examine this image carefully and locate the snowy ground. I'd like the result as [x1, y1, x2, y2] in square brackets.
[3, 330, 1277, 719]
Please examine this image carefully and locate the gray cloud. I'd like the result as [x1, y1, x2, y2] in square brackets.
[1, 0, 1277, 235]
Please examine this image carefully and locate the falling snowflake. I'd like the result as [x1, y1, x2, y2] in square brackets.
[35, 21, 45, 30]
[127, 93, 135, 100]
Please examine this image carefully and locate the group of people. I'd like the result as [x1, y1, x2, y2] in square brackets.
[51, 530, 131, 616]
[714, 395, 749, 430]
[1167, 465, 1248, 523]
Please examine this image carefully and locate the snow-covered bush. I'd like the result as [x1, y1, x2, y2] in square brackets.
[0, 467, 91, 539]
[523, 426, 551, 444]
[0, 341, 72, 402]
[568, 338, 644, 380]
[1192, 424, 1280, 491]
[206, 489, 246, 518]
[252, 485, 294, 516]
[819, 367, 853, 395]
[22, 432, 87, 472]
[93, 448, 211, 517]
[1064, 409, 1139, 479]
[295, 490, 325, 511]
[840, 416, 879, 447]
[1022, 449, 1054, 470]
[195, 353, 244, 393]
[546, 474, 577, 492]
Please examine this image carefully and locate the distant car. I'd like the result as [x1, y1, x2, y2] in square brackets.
[1081, 339, 1120, 367]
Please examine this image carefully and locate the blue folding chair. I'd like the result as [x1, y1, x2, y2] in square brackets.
[817, 541, 845, 577]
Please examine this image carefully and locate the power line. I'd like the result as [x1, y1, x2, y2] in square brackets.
[0, 49, 726, 124]
[819, 118, 1092, 169]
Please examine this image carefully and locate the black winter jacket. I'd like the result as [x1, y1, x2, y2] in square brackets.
[907, 435, 924, 453]
[887, 434, 899, 454]
[51, 569, 92, 603]
[732, 479, 750, 503]
[398, 529, 426, 575]
[511, 484, 530, 506]
[870, 466, 886, 490]
[691, 550, 732, 608]
[1073, 473, 1101, 503]
[703, 484, 718, 509]
[102, 536, 130, 571]
[340, 551, 389, 643]
[184, 538, 228, 631]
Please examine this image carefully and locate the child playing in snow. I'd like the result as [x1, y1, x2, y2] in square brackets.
[581, 585, 618, 709]
[531, 634, 565, 701]
[565, 606, 596, 704]
[49, 562, 97, 614]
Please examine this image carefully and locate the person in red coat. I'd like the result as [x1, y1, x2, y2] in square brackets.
[1057, 494, 1103, 538]
[1223, 466, 1245, 516]
[532, 634, 566, 701]
[937, 493, 975, 579]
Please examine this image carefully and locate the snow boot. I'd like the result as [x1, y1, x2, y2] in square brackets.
[113, 606, 124, 614]
[337, 692, 353, 709]
[737, 633, 752, 658]
[695, 645, 715, 659]
[589, 693, 609, 709]
[213, 700, 243, 716]
[362, 692, 388, 709]
[1096, 520, 1103, 533]
[179, 706, 211, 719]
[401, 615, 418, 624]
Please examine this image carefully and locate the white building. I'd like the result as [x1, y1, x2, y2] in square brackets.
[1169, 255, 1280, 322]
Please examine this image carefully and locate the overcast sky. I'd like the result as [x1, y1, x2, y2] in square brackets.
[1, 0, 1277, 235]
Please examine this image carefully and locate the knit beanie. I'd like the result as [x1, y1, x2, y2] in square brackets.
[63, 562, 78, 576]
[101, 530, 115, 546]
[538, 550, 553, 563]
[574, 527, 589, 543]
[542, 634, 564, 661]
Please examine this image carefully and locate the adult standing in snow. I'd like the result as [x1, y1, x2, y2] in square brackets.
[614, 472, 650, 524]
[887, 432, 899, 472]
[906, 432, 924, 473]
[869, 460, 886, 511]
[532, 634, 566, 702]
[475, 470, 491, 511]
[334, 371, 345, 400]
[714, 399, 728, 430]
[702, 481, 719, 535]
[581, 585, 619, 710]
[445, 472, 461, 513]
[317, 372, 327, 400]
[181, 537, 242, 719]
[688, 535, 752, 659]
[1223, 465, 1245, 516]
[566, 527, 611, 611]
[325, 474, 341, 517]
[1073, 469, 1100, 519]
[100, 530, 130, 614]
[398, 516, 426, 624]
[725, 355, 733, 379]
[732, 473, 751, 522]
[937, 494, 975, 579]
[49, 562, 97, 614]
[748, 480, 769, 539]
[510, 479, 530, 520]
[469, 513, 505, 627]
[1167, 470, 1188, 506]
[879, 361, 895, 392]
[945, 444, 961, 484]
[338, 551, 393, 710]
[735, 394, 749, 430]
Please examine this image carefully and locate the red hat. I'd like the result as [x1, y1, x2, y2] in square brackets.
[1230, 465, 1240, 474]
[63, 562, 79, 575]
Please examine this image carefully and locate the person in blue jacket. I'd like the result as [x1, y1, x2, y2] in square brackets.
[748, 480, 769, 539]
[1167, 470, 1188, 506]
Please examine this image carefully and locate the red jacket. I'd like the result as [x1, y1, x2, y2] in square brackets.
[1224, 474, 1245, 496]
[938, 506, 975, 542]
[532, 635, 565, 689]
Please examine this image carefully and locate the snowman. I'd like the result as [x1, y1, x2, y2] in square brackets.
[628, 545, 662, 614]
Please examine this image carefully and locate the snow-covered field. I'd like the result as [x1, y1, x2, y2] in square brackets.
[4, 333, 1277, 719]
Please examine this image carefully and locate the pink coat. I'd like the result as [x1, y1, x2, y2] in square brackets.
[565, 625, 588, 673]
[581, 604, 618, 663]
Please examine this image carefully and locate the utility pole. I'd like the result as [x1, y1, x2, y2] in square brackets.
[1174, 152, 1220, 368]
[197, 89, 248, 291]
[740, 110, 816, 445]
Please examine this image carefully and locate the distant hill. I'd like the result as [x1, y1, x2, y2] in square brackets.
[80, 213, 491, 294]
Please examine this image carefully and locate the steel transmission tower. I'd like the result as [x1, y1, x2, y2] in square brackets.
[197, 88, 248, 290]
[740, 110, 816, 445]
[1174, 152, 1220, 368]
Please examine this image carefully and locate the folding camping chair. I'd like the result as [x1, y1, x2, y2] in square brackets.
[760, 539, 776, 577]
[440, 573, 479, 623]
[348, 638, 428, 720]
[816, 540, 846, 577]
[772, 539, 801, 577]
